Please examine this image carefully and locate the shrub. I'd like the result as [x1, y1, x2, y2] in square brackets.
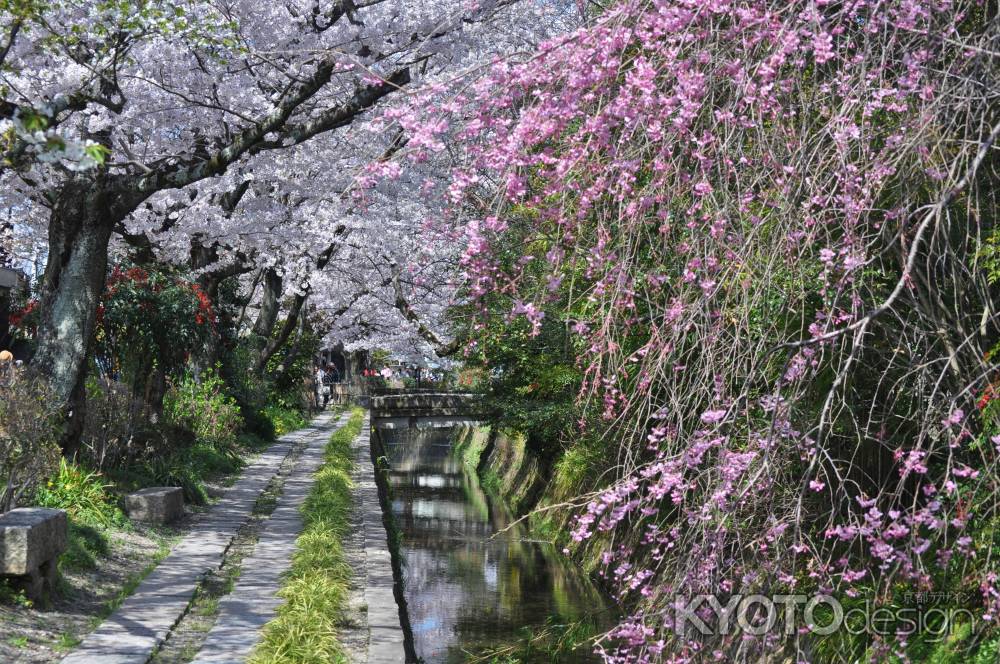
[262, 405, 307, 438]
[133, 455, 210, 506]
[32, 451, 125, 573]
[222, 343, 275, 439]
[35, 458, 126, 528]
[123, 434, 246, 506]
[95, 265, 216, 401]
[80, 375, 149, 470]
[164, 367, 243, 445]
[237, 431, 272, 452]
[0, 371, 62, 512]
[263, 322, 321, 414]
[185, 440, 244, 476]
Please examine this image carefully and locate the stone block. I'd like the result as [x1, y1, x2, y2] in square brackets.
[125, 487, 184, 524]
[0, 507, 67, 602]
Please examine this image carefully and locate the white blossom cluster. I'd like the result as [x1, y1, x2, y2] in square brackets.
[1, 0, 575, 357]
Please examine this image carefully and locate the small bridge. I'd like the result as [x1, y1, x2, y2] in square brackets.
[370, 392, 485, 428]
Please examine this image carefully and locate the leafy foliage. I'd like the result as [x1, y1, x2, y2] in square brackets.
[164, 367, 243, 446]
[35, 458, 126, 529]
[34, 459, 126, 572]
[96, 265, 216, 390]
[262, 406, 308, 438]
[0, 371, 61, 512]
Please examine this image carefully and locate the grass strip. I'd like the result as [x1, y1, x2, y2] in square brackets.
[249, 407, 365, 664]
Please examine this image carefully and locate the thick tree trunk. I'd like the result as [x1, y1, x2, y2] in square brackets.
[145, 364, 167, 422]
[251, 268, 282, 344]
[0, 287, 10, 352]
[32, 180, 117, 456]
[190, 237, 225, 370]
[254, 292, 306, 375]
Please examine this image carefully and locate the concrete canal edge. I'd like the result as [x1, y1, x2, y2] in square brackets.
[356, 414, 415, 663]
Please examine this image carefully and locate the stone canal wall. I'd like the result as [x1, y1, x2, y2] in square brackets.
[452, 424, 546, 515]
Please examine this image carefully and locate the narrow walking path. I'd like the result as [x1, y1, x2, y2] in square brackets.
[191, 412, 406, 664]
[354, 417, 407, 663]
[60, 411, 346, 664]
[189, 411, 353, 663]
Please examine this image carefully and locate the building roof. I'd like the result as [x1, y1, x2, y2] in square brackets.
[0, 267, 17, 290]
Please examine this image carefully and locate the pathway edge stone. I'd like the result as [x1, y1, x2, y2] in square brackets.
[359, 416, 408, 663]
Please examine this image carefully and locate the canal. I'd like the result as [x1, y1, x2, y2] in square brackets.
[372, 423, 608, 662]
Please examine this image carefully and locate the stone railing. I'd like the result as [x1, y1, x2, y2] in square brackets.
[370, 392, 483, 419]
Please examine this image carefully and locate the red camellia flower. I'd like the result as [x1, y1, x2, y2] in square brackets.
[9, 300, 37, 328]
[978, 383, 996, 410]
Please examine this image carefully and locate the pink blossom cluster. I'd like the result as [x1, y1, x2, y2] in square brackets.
[381, 0, 999, 659]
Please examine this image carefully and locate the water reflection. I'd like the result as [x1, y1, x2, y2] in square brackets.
[375, 425, 607, 663]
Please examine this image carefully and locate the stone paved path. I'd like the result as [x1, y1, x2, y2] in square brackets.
[191, 413, 406, 664]
[188, 412, 352, 663]
[60, 411, 345, 664]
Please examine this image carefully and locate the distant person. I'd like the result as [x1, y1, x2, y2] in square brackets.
[315, 364, 327, 409]
[322, 363, 336, 404]
[0, 349, 12, 386]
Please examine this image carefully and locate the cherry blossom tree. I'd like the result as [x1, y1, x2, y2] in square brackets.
[1, 0, 566, 450]
[385, 0, 1000, 659]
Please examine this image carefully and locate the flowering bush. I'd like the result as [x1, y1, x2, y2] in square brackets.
[96, 265, 216, 395]
[7, 299, 38, 339]
[385, 0, 1000, 660]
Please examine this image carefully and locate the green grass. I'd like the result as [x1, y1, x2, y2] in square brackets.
[452, 424, 491, 470]
[35, 459, 128, 529]
[0, 580, 33, 608]
[249, 407, 364, 664]
[52, 633, 82, 652]
[481, 468, 502, 494]
[61, 521, 112, 571]
[32, 459, 130, 573]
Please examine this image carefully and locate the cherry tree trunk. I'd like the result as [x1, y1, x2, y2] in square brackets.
[145, 365, 168, 422]
[254, 293, 306, 375]
[251, 268, 282, 344]
[32, 180, 116, 456]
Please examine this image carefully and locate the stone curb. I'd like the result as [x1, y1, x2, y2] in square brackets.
[356, 418, 407, 663]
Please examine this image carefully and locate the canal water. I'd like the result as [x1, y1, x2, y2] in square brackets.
[373, 423, 607, 663]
